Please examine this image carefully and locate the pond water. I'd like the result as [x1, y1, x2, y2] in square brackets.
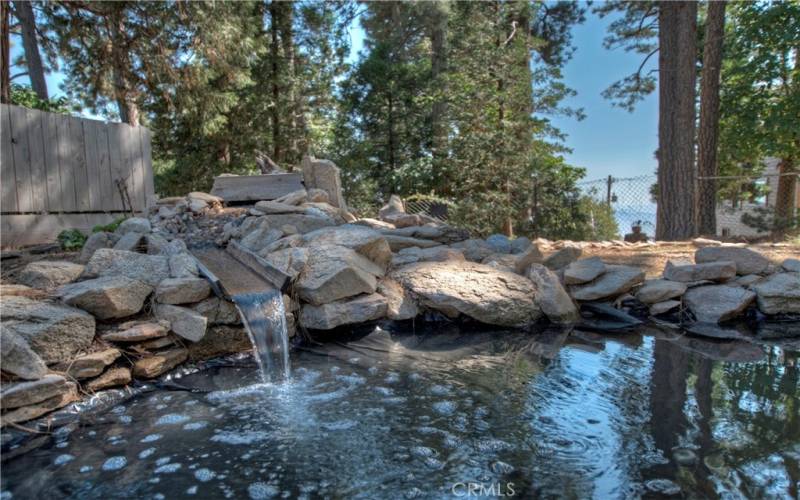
[2, 324, 798, 499]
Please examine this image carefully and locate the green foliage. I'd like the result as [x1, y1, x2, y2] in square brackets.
[10, 84, 71, 113]
[92, 217, 126, 234]
[741, 207, 800, 237]
[57, 229, 86, 251]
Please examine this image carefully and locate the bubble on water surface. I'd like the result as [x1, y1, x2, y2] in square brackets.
[645, 479, 681, 496]
[101, 456, 127, 471]
[210, 431, 270, 445]
[432, 401, 456, 415]
[154, 463, 181, 474]
[373, 387, 393, 396]
[411, 446, 437, 458]
[382, 396, 407, 404]
[186, 486, 198, 495]
[321, 420, 356, 431]
[155, 456, 171, 466]
[184, 421, 208, 431]
[429, 384, 451, 396]
[195, 468, 216, 482]
[53, 454, 74, 466]
[491, 461, 515, 474]
[248, 482, 279, 499]
[334, 374, 365, 385]
[139, 448, 156, 459]
[155, 414, 190, 425]
[79, 465, 93, 473]
[141, 434, 162, 443]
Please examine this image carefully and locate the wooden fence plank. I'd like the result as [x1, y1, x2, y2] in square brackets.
[82, 119, 103, 211]
[121, 123, 142, 210]
[41, 111, 63, 212]
[95, 121, 115, 211]
[107, 123, 126, 211]
[8, 105, 34, 212]
[25, 107, 48, 212]
[55, 113, 78, 211]
[1, 104, 18, 212]
[140, 126, 155, 207]
[67, 116, 91, 211]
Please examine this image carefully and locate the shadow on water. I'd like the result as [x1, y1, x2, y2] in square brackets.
[1, 323, 798, 499]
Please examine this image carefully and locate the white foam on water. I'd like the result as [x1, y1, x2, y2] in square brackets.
[141, 434, 162, 443]
[139, 448, 157, 459]
[429, 384, 452, 396]
[53, 454, 74, 466]
[195, 468, 216, 482]
[210, 431, 270, 445]
[79, 465, 93, 473]
[184, 421, 209, 431]
[432, 401, 457, 415]
[320, 420, 357, 431]
[155, 456, 171, 466]
[155, 414, 190, 425]
[101, 456, 127, 471]
[373, 387, 394, 396]
[248, 482, 279, 499]
[118, 415, 132, 424]
[385, 372, 400, 384]
[383, 396, 407, 404]
[186, 486, 198, 495]
[154, 463, 182, 474]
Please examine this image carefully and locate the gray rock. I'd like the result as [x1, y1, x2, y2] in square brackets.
[188, 199, 208, 213]
[0, 374, 71, 409]
[132, 348, 189, 378]
[113, 232, 145, 252]
[259, 247, 310, 281]
[116, 217, 151, 235]
[301, 157, 347, 209]
[481, 253, 518, 273]
[253, 200, 307, 214]
[301, 225, 392, 270]
[635, 279, 687, 304]
[650, 300, 681, 315]
[695, 246, 769, 275]
[86, 367, 132, 392]
[154, 304, 208, 342]
[160, 239, 188, 256]
[307, 188, 329, 203]
[510, 237, 532, 254]
[377, 278, 418, 320]
[379, 194, 405, 219]
[0, 330, 48, 380]
[781, 258, 800, 272]
[684, 285, 756, 323]
[275, 189, 308, 206]
[191, 297, 241, 325]
[513, 244, 544, 275]
[57, 348, 121, 380]
[260, 234, 303, 254]
[240, 227, 284, 253]
[296, 245, 383, 305]
[527, 264, 579, 325]
[569, 265, 645, 301]
[169, 253, 199, 278]
[102, 320, 170, 342]
[563, 257, 606, 285]
[262, 213, 337, 234]
[354, 218, 396, 230]
[79, 232, 113, 262]
[380, 225, 469, 244]
[383, 235, 442, 252]
[1, 381, 78, 424]
[544, 246, 583, 270]
[450, 239, 495, 262]
[485, 234, 512, 254]
[59, 275, 152, 319]
[1, 296, 95, 364]
[381, 212, 422, 228]
[663, 260, 736, 282]
[300, 293, 388, 330]
[735, 274, 764, 287]
[145, 233, 169, 254]
[391, 261, 542, 327]
[393, 246, 465, 267]
[155, 277, 211, 305]
[752, 272, 800, 315]
[18, 261, 84, 289]
[83, 249, 169, 286]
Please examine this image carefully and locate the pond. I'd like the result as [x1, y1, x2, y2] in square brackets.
[2, 324, 798, 499]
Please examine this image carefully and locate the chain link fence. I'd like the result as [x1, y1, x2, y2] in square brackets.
[403, 172, 799, 241]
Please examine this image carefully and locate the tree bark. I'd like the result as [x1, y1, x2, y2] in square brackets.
[774, 157, 797, 226]
[108, 7, 139, 125]
[0, 1, 10, 104]
[696, 0, 726, 237]
[278, 2, 296, 166]
[656, 1, 698, 241]
[269, 1, 282, 163]
[13, 0, 48, 101]
[429, 0, 448, 191]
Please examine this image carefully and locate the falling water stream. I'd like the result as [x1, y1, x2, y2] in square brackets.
[232, 291, 290, 383]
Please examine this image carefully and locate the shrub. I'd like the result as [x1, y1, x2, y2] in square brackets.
[57, 229, 87, 251]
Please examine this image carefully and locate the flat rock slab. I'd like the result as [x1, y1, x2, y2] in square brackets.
[1, 296, 95, 364]
[695, 246, 769, 275]
[18, 261, 85, 289]
[155, 277, 211, 305]
[544, 246, 582, 270]
[383, 235, 442, 252]
[132, 348, 189, 378]
[569, 265, 645, 301]
[59, 275, 153, 319]
[684, 285, 756, 323]
[391, 261, 542, 327]
[782, 258, 800, 272]
[650, 300, 681, 315]
[0, 374, 69, 409]
[300, 293, 388, 330]
[563, 257, 605, 285]
[302, 225, 392, 271]
[57, 348, 121, 380]
[636, 279, 687, 304]
[663, 260, 736, 283]
[1, 381, 78, 425]
[752, 272, 800, 315]
[83, 249, 169, 287]
[102, 321, 170, 342]
[0, 330, 48, 380]
[155, 304, 208, 342]
[86, 367, 132, 392]
[296, 245, 383, 306]
[253, 200, 308, 214]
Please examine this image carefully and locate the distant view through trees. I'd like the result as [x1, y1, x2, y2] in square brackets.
[1, 1, 797, 240]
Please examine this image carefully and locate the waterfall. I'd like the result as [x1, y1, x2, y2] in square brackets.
[232, 290, 291, 383]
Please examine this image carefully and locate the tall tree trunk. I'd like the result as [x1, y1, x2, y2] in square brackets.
[278, 2, 296, 166]
[774, 157, 797, 228]
[429, 0, 449, 192]
[0, 1, 10, 104]
[108, 7, 138, 126]
[269, 1, 282, 163]
[656, 1, 698, 241]
[696, 0, 726, 237]
[13, 0, 48, 101]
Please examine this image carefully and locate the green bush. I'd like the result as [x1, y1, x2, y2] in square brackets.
[92, 217, 126, 234]
[57, 229, 87, 251]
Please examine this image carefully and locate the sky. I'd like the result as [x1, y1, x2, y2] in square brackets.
[12, 8, 657, 183]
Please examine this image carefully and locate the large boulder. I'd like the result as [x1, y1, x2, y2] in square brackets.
[684, 285, 756, 323]
[0, 330, 48, 380]
[513, 244, 544, 274]
[563, 257, 606, 285]
[116, 217, 151, 235]
[59, 276, 152, 319]
[79, 232, 114, 262]
[391, 261, 542, 327]
[0, 296, 95, 364]
[18, 261, 84, 289]
[379, 194, 405, 219]
[663, 260, 736, 283]
[299, 293, 388, 330]
[259, 247, 310, 281]
[191, 297, 241, 325]
[296, 245, 384, 305]
[569, 265, 645, 301]
[155, 277, 211, 305]
[261, 213, 337, 234]
[240, 227, 284, 253]
[113, 232, 145, 252]
[695, 246, 769, 275]
[752, 272, 800, 315]
[253, 200, 307, 215]
[83, 249, 169, 286]
[377, 279, 418, 320]
[450, 239, 495, 262]
[154, 304, 208, 342]
[392, 246, 465, 267]
[301, 225, 392, 270]
[485, 234, 512, 254]
[544, 246, 583, 270]
[782, 258, 800, 273]
[0, 374, 72, 409]
[527, 264, 579, 325]
[169, 253, 199, 278]
[635, 279, 687, 304]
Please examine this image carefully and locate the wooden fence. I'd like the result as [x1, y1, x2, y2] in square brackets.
[1, 104, 154, 247]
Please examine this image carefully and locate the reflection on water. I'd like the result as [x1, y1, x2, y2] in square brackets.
[2, 325, 798, 499]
